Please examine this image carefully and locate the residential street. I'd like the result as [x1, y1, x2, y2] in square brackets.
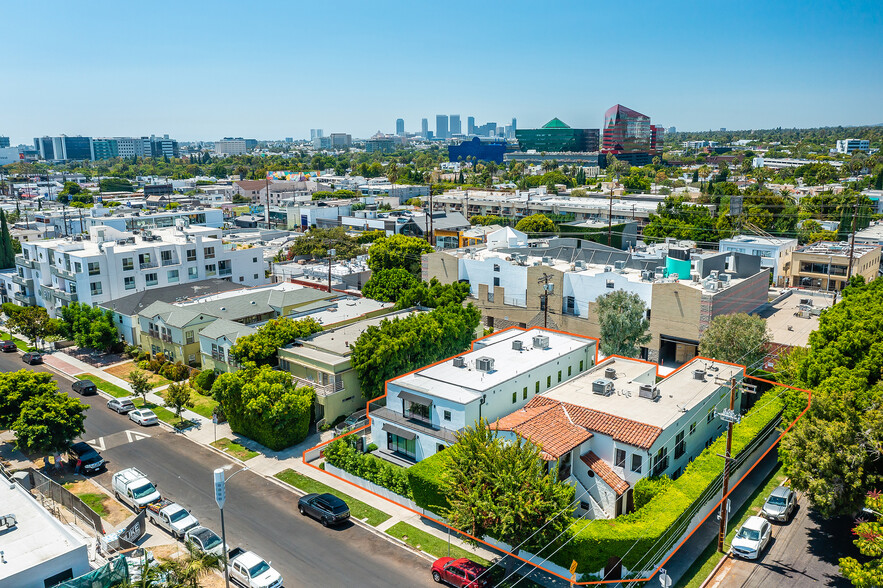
[716, 495, 857, 588]
[0, 352, 436, 588]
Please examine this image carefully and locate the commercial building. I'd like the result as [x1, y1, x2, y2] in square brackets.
[421, 118, 429, 138]
[0, 476, 91, 588]
[0, 136, 9, 148]
[493, 355, 744, 517]
[752, 157, 843, 170]
[424, 231, 770, 364]
[449, 114, 462, 136]
[788, 241, 881, 291]
[13, 225, 267, 318]
[448, 136, 507, 164]
[395, 118, 405, 136]
[366, 138, 396, 153]
[601, 105, 663, 166]
[719, 235, 798, 286]
[91, 138, 119, 160]
[215, 138, 247, 156]
[515, 118, 600, 153]
[836, 139, 870, 154]
[368, 327, 597, 465]
[33, 135, 93, 161]
[436, 115, 449, 140]
[330, 133, 352, 148]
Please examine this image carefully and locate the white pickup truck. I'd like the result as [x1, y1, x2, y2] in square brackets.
[112, 467, 161, 510]
[146, 499, 199, 538]
[227, 547, 283, 588]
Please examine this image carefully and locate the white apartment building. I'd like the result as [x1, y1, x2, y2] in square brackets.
[836, 139, 870, 154]
[368, 328, 596, 465]
[82, 207, 225, 233]
[718, 234, 797, 286]
[13, 225, 267, 317]
[493, 356, 744, 518]
[215, 139, 247, 156]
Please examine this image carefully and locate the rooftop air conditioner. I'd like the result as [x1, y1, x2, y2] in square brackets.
[709, 270, 719, 279]
[706, 282, 718, 291]
[604, 265, 613, 273]
[592, 378, 615, 396]
[693, 369, 706, 381]
[452, 357, 466, 368]
[512, 340, 523, 351]
[542, 256, 551, 264]
[720, 274, 731, 284]
[532, 334, 550, 349]
[691, 273, 700, 282]
[574, 260, 586, 270]
[641, 270, 652, 281]
[476, 357, 495, 372]
[613, 260, 626, 270]
[638, 384, 659, 399]
[604, 367, 617, 380]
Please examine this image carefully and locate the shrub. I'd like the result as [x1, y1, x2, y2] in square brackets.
[324, 438, 412, 498]
[191, 369, 217, 393]
[124, 345, 140, 358]
[137, 360, 151, 370]
[406, 450, 451, 513]
[148, 359, 163, 373]
[154, 353, 167, 364]
[366, 443, 378, 452]
[633, 475, 672, 511]
[161, 362, 189, 382]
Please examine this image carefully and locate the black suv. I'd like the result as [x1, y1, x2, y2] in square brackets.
[22, 352, 43, 365]
[298, 493, 350, 527]
[68, 441, 105, 474]
[72, 380, 98, 396]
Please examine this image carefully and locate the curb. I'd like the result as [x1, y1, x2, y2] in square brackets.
[699, 553, 731, 588]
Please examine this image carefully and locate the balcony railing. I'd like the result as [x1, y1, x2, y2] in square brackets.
[50, 265, 77, 280]
[161, 258, 179, 267]
[12, 275, 32, 287]
[292, 374, 343, 397]
[53, 289, 79, 302]
[14, 255, 35, 269]
[14, 291, 36, 305]
[140, 261, 158, 270]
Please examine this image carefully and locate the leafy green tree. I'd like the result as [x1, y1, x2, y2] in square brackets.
[6, 305, 54, 349]
[644, 196, 719, 243]
[440, 419, 574, 572]
[230, 317, 322, 366]
[514, 214, 555, 234]
[595, 290, 651, 358]
[59, 302, 119, 352]
[469, 215, 505, 226]
[211, 366, 314, 450]
[161, 540, 224, 587]
[165, 383, 193, 421]
[366, 234, 433, 276]
[840, 490, 883, 587]
[13, 392, 87, 456]
[128, 369, 152, 404]
[362, 268, 420, 303]
[282, 227, 363, 260]
[352, 304, 481, 399]
[0, 211, 14, 268]
[395, 278, 471, 310]
[0, 370, 57, 427]
[698, 313, 770, 368]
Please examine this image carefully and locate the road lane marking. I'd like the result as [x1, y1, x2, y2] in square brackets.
[86, 437, 105, 451]
[125, 430, 151, 443]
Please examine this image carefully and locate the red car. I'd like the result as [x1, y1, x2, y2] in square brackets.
[431, 557, 492, 587]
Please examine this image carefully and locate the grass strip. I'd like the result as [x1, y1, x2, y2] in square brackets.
[386, 521, 490, 566]
[77, 493, 110, 518]
[1, 332, 29, 351]
[77, 374, 130, 398]
[275, 468, 391, 527]
[675, 462, 787, 588]
[131, 398, 192, 429]
[211, 437, 259, 461]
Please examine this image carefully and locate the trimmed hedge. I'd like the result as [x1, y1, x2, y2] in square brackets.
[633, 475, 671, 511]
[406, 449, 451, 514]
[324, 438, 412, 498]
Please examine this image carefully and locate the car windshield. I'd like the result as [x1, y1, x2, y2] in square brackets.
[201, 533, 221, 550]
[82, 454, 101, 464]
[132, 483, 157, 499]
[169, 509, 189, 522]
[737, 527, 760, 541]
[768, 496, 787, 506]
[248, 561, 270, 578]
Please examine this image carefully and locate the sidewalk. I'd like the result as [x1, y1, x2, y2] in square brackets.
[48, 349, 500, 565]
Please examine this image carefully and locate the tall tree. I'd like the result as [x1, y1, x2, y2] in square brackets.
[386, 161, 399, 202]
[0, 370, 57, 427]
[441, 420, 575, 573]
[595, 290, 651, 358]
[164, 382, 193, 422]
[0, 211, 13, 268]
[698, 313, 770, 368]
[514, 214, 555, 234]
[840, 490, 883, 587]
[6, 305, 54, 349]
[366, 234, 433, 276]
[13, 392, 88, 457]
[128, 369, 153, 404]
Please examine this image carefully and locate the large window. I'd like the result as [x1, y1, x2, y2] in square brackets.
[204, 247, 215, 259]
[614, 448, 626, 468]
[631, 454, 642, 473]
[145, 273, 158, 286]
[124, 276, 135, 290]
[161, 250, 174, 266]
[674, 431, 686, 459]
[167, 269, 179, 283]
[188, 267, 199, 280]
[186, 249, 197, 262]
[405, 400, 431, 424]
[652, 447, 669, 476]
[88, 261, 100, 276]
[387, 432, 415, 459]
[122, 257, 134, 271]
[90, 281, 102, 295]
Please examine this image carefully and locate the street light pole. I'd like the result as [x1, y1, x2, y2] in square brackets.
[214, 465, 249, 588]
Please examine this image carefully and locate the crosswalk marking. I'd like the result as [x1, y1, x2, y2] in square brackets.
[125, 430, 151, 443]
[86, 437, 105, 451]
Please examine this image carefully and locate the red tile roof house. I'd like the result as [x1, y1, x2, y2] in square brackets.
[492, 355, 744, 519]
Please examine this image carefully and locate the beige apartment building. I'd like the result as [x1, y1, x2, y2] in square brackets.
[788, 241, 881, 291]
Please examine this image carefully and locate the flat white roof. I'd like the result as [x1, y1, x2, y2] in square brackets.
[394, 328, 594, 404]
[0, 480, 88, 581]
[545, 357, 743, 429]
[721, 235, 797, 247]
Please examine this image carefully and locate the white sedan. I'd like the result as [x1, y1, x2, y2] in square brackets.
[129, 408, 159, 426]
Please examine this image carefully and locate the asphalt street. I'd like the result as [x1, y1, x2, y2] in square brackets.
[719, 495, 858, 587]
[0, 351, 436, 587]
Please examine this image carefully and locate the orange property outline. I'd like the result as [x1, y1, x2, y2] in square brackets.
[301, 326, 813, 585]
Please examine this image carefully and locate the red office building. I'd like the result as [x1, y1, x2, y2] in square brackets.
[601, 104, 663, 166]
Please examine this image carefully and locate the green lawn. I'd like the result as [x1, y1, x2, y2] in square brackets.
[211, 437, 259, 461]
[675, 462, 787, 588]
[274, 468, 391, 527]
[386, 521, 490, 566]
[1, 332, 28, 351]
[157, 386, 218, 419]
[78, 493, 110, 518]
[77, 375, 130, 398]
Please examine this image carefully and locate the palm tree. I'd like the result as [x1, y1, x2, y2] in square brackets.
[171, 540, 224, 587]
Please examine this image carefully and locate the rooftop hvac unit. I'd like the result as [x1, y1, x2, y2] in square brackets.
[691, 273, 700, 283]
[669, 273, 679, 281]
[654, 267, 665, 278]
[476, 357, 495, 372]
[639, 384, 659, 400]
[709, 270, 719, 279]
[512, 340, 523, 351]
[799, 298, 813, 306]
[592, 378, 615, 396]
[604, 367, 617, 380]
[574, 260, 586, 270]
[605, 265, 613, 273]
[613, 260, 626, 270]
[452, 357, 466, 368]
[542, 256, 551, 264]
[705, 282, 718, 291]
[641, 270, 653, 281]
[532, 334, 550, 349]
[719, 274, 731, 285]
[693, 369, 706, 381]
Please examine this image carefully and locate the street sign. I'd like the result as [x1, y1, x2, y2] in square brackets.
[213, 468, 226, 509]
[570, 560, 578, 574]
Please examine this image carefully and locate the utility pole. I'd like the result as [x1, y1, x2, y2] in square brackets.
[716, 377, 741, 553]
[327, 248, 336, 293]
[538, 273, 554, 328]
[846, 192, 862, 281]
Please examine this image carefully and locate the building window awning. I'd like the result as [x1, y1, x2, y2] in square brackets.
[398, 390, 432, 407]
[382, 423, 417, 440]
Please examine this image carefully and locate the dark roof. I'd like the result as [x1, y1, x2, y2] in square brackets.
[98, 279, 246, 317]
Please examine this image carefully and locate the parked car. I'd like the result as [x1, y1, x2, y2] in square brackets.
[22, 352, 43, 365]
[67, 441, 105, 474]
[297, 493, 350, 527]
[107, 398, 136, 414]
[762, 486, 797, 522]
[227, 547, 283, 588]
[0, 339, 17, 352]
[431, 557, 493, 587]
[731, 516, 772, 560]
[146, 500, 199, 538]
[129, 409, 158, 426]
[72, 380, 98, 396]
[112, 467, 161, 510]
[334, 410, 368, 436]
[184, 526, 227, 557]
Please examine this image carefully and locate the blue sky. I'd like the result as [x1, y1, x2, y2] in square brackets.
[2, 0, 881, 143]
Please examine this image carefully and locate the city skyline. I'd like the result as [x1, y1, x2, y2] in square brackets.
[1, 0, 881, 143]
